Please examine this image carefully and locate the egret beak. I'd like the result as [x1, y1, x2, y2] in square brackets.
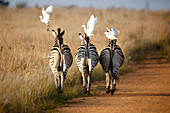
[81, 25, 84, 27]
[103, 32, 107, 35]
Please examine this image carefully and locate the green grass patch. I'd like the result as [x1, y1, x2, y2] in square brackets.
[91, 65, 105, 82]
[163, 12, 170, 19]
[128, 34, 170, 62]
[37, 86, 85, 112]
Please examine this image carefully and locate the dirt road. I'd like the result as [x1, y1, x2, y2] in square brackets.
[57, 58, 170, 113]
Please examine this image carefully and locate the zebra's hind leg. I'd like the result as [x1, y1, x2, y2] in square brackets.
[54, 72, 61, 94]
[82, 73, 87, 94]
[52, 68, 60, 90]
[113, 79, 116, 91]
[54, 74, 59, 89]
[87, 74, 91, 95]
[110, 75, 114, 95]
[59, 72, 64, 93]
[110, 76, 116, 95]
[57, 74, 61, 93]
[105, 73, 110, 94]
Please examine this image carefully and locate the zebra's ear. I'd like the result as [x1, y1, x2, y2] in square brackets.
[57, 28, 61, 34]
[60, 30, 65, 36]
[52, 30, 56, 38]
[78, 33, 84, 40]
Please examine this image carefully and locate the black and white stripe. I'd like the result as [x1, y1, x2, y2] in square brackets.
[75, 33, 98, 94]
[48, 28, 73, 93]
[100, 40, 125, 94]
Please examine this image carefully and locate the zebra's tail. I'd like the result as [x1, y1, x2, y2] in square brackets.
[110, 68, 119, 81]
[87, 65, 89, 75]
[110, 49, 119, 81]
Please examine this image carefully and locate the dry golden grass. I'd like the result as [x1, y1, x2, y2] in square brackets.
[0, 7, 169, 112]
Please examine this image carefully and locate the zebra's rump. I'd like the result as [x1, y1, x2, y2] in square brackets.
[99, 48, 111, 73]
[75, 45, 87, 60]
[88, 43, 99, 67]
[61, 45, 73, 69]
[48, 47, 61, 68]
[112, 45, 125, 68]
[75, 45, 87, 74]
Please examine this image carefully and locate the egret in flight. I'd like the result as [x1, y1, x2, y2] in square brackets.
[81, 14, 98, 38]
[39, 5, 54, 26]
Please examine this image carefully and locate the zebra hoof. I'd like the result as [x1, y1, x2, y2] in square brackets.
[111, 90, 114, 95]
[111, 89, 116, 95]
[58, 90, 63, 94]
[106, 90, 110, 94]
[87, 91, 90, 95]
[83, 87, 87, 94]
[106, 86, 110, 94]
[106, 89, 110, 94]
[84, 90, 87, 94]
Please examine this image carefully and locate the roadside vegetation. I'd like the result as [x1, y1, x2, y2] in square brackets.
[0, 7, 169, 112]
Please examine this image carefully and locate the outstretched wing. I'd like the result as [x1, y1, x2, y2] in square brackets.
[42, 6, 45, 14]
[111, 28, 120, 38]
[45, 5, 53, 14]
[87, 14, 95, 29]
[94, 17, 98, 25]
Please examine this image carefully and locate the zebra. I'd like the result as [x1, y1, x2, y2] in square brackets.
[75, 33, 99, 94]
[48, 28, 73, 93]
[99, 27, 125, 94]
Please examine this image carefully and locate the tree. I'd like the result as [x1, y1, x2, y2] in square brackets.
[0, 0, 9, 7]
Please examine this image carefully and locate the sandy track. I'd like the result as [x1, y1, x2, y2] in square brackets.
[57, 59, 170, 113]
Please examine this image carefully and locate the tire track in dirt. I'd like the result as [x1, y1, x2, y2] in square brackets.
[56, 58, 170, 113]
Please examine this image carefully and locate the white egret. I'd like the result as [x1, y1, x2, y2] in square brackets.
[81, 14, 98, 38]
[104, 27, 120, 40]
[39, 5, 54, 25]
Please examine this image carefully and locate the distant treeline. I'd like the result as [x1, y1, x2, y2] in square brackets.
[0, 0, 9, 6]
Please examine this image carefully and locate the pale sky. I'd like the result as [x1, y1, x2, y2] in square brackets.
[7, 0, 170, 10]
